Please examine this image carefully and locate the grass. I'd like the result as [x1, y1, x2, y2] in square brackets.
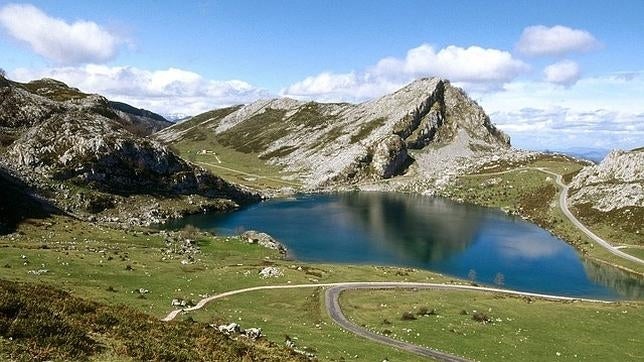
[173, 140, 300, 190]
[571, 203, 643, 247]
[340, 288, 643, 361]
[0, 279, 303, 361]
[17, 79, 88, 102]
[440, 155, 644, 274]
[169, 110, 304, 190]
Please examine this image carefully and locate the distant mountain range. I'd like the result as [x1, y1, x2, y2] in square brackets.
[543, 147, 611, 163]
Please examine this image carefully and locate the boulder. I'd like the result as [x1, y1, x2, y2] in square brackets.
[242, 230, 287, 254]
[243, 327, 262, 340]
[259, 266, 283, 278]
[218, 322, 242, 335]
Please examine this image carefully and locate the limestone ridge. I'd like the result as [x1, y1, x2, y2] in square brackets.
[0, 77, 171, 137]
[158, 78, 512, 188]
[569, 148, 644, 211]
[0, 75, 257, 222]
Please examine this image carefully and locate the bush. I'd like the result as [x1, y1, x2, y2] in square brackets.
[401, 311, 417, 321]
[417, 307, 437, 316]
[472, 311, 491, 323]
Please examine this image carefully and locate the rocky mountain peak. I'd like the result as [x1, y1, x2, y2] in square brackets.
[158, 77, 515, 189]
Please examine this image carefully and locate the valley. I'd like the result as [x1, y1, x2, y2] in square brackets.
[0, 73, 642, 361]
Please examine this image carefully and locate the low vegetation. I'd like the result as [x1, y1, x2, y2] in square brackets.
[0, 279, 302, 361]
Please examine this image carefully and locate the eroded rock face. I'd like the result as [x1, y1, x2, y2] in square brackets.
[371, 135, 411, 178]
[0, 77, 258, 222]
[570, 149, 644, 211]
[7, 111, 246, 199]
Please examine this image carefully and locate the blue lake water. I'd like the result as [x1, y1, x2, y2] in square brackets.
[166, 192, 643, 299]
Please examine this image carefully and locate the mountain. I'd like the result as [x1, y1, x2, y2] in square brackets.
[570, 148, 644, 212]
[544, 147, 610, 164]
[157, 78, 519, 191]
[0, 74, 257, 225]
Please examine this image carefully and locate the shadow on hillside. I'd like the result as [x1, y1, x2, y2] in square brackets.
[0, 167, 62, 234]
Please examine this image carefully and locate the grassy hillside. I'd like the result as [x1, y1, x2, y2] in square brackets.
[0, 279, 303, 361]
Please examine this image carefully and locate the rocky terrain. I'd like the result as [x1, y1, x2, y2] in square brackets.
[158, 77, 528, 192]
[0, 74, 257, 226]
[570, 148, 644, 211]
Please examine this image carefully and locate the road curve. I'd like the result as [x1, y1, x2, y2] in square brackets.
[467, 167, 644, 265]
[162, 281, 612, 360]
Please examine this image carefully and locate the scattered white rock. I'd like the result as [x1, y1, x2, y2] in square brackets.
[259, 266, 283, 278]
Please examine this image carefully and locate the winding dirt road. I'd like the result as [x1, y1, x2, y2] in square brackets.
[162, 282, 611, 361]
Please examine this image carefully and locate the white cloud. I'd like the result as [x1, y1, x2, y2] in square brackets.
[11, 65, 271, 115]
[543, 60, 580, 86]
[0, 4, 121, 64]
[478, 73, 644, 150]
[282, 44, 528, 102]
[516, 25, 598, 56]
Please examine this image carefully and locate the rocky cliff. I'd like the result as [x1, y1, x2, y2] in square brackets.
[0, 75, 257, 224]
[570, 148, 644, 211]
[158, 78, 516, 191]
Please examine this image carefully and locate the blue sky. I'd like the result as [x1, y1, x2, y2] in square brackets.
[0, 1, 643, 151]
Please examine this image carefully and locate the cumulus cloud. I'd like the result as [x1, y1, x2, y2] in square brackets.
[282, 44, 528, 102]
[0, 4, 121, 64]
[543, 60, 580, 86]
[516, 25, 598, 56]
[11, 65, 271, 115]
[478, 73, 644, 150]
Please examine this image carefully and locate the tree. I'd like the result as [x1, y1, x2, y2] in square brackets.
[0, 68, 6, 78]
[494, 272, 505, 286]
[467, 269, 477, 282]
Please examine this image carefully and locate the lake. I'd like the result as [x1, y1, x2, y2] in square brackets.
[165, 192, 643, 299]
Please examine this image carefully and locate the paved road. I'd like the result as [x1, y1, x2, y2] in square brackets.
[162, 281, 611, 360]
[467, 167, 644, 265]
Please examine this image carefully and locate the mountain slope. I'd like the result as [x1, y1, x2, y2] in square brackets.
[0, 74, 257, 224]
[158, 78, 515, 189]
[569, 148, 644, 246]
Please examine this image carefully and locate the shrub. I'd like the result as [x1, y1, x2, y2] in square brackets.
[401, 311, 417, 321]
[417, 307, 437, 316]
[472, 311, 491, 323]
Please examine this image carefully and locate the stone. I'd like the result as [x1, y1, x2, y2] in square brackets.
[218, 323, 242, 335]
[242, 231, 287, 254]
[259, 266, 283, 278]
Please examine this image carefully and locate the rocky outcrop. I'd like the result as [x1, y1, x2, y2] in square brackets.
[0, 75, 258, 222]
[371, 135, 411, 178]
[569, 149, 644, 211]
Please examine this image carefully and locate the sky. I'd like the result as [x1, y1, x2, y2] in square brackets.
[0, 0, 642, 151]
